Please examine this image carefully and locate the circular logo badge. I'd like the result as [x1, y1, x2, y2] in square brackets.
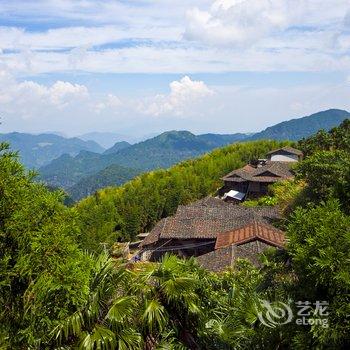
[258, 300, 293, 328]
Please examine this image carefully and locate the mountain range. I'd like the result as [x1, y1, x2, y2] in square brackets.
[0, 132, 104, 169]
[38, 131, 249, 197]
[2, 108, 349, 201]
[248, 108, 350, 141]
[79, 132, 134, 148]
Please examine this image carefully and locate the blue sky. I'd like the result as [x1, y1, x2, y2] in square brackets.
[0, 0, 350, 137]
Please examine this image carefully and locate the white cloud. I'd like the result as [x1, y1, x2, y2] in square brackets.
[3, 44, 350, 76]
[49, 81, 88, 106]
[0, 71, 89, 118]
[184, 0, 350, 48]
[1, 68, 350, 137]
[0, 1, 349, 75]
[0, 25, 182, 51]
[95, 94, 122, 113]
[140, 76, 214, 116]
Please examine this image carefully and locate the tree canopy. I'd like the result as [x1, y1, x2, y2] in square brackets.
[1, 119, 350, 349]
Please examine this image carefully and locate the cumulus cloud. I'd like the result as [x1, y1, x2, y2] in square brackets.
[0, 71, 89, 118]
[184, 0, 350, 48]
[95, 94, 122, 113]
[140, 76, 214, 116]
[185, 0, 288, 46]
[0, 72, 215, 127]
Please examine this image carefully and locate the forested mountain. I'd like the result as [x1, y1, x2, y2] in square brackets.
[1, 120, 350, 349]
[38, 150, 107, 188]
[103, 141, 131, 154]
[39, 130, 249, 191]
[68, 164, 141, 201]
[0, 132, 104, 168]
[249, 108, 350, 141]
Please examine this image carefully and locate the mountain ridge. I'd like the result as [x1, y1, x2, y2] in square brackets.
[103, 141, 131, 155]
[0, 132, 104, 168]
[39, 131, 249, 190]
[248, 108, 350, 141]
[14, 108, 350, 200]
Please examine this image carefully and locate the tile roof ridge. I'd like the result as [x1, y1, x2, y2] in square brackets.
[266, 146, 303, 156]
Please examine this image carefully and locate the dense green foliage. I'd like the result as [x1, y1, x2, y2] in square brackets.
[51, 255, 265, 349]
[0, 143, 93, 347]
[296, 150, 350, 211]
[249, 108, 349, 141]
[285, 200, 350, 347]
[69, 164, 141, 201]
[0, 132, 104, 168]
[298, 118, 350, 155]
[76, 140, 288, 251]
[1, 119, 350, 349]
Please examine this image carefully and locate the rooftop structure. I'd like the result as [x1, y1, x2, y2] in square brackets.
[138, 197, 284, 269]
[219, 146, 302, 200]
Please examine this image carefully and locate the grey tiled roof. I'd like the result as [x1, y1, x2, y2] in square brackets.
[197, 239, 277, 271]
[222, 161, 294, 183]
[196, 246, 234, 272]
[139, 198, 281, 246]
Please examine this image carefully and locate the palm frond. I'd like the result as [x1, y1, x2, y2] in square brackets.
[116, 328, 142, 350]
[106, 296, 137, 324]
[78, 325, 116, 350]
[161, 277, 197, 301]
[143, 299, 168, 332]
[53, 310, 85, 344]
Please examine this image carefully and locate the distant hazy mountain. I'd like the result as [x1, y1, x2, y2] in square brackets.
[103, 141, 131, 155]
[197, 133, 250, 147]
[68, 164, 141, 201]
[40, 131, 248, 191]
[79, 132, 135, 148]
[0, 132, 104, 168]
[249, 109, 350, 141]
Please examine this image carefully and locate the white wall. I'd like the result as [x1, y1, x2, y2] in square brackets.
[270, 153, 298, 162]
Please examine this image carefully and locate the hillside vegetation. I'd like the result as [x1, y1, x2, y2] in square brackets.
[76, 140, 290, 251]
[69, 164, 141, 201]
